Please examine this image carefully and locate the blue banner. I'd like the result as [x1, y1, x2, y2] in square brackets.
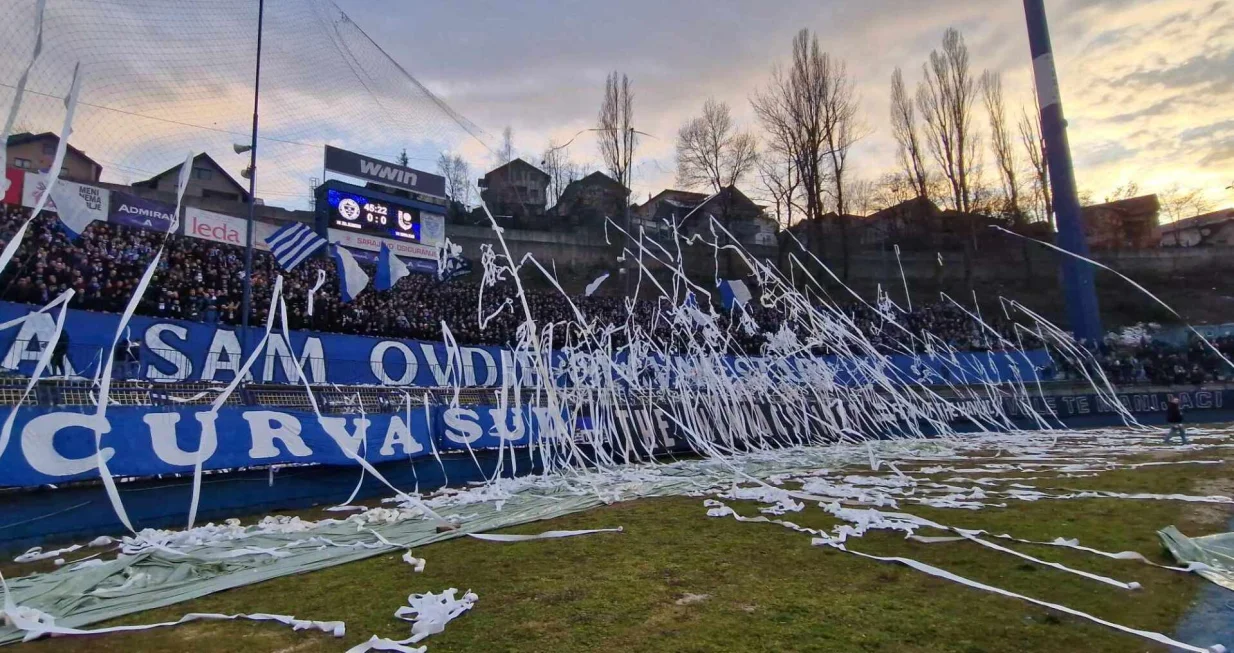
[345, 247, 438, 275]
[0, 301, 1050, 388]
[0, 406, 434, 487]
[108, 191, 176, 233]
[0, 387, 1228, 488]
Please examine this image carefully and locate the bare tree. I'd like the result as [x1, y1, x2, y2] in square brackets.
[871, 171, 916, 211]
[598, 71, 637, 202]
[757, 147, 800, 229]
[1160, 184, 1213, 222]
[542, 138, 579, 210]
[676, 98, 759, 193]
[891, 67, 929, 200]
[436, 152, 471, 208]
[757, 146, 800, 269]
[397, 149, 410, 167]
[820, 51, 864, 276]
[917, 28, 979, 213]
[981, 71, 1023, 225]
[752, 29, 863, 279]
[496, 127, 515, 167]
[846, 178, 877, 216]
[599, 72, 637, 292]
[917, 28, 980, 281]
[1018, 106, 1052, 230]
[676, 98, 759, 275]
[1104, 181, 1141, 203]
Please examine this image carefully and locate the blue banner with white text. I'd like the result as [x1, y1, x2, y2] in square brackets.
[0, 387, 1228, 487]
[0, 302, 1051, 389]
[0, 405, 436, 487]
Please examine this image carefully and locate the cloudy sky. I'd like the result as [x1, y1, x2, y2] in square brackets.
[1, 0, 1230, 214]
[338, 0, 1234, 212]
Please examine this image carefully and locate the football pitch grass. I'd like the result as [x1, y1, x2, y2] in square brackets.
[7, 443, 1232, 653]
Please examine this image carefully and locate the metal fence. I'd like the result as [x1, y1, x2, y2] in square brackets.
[0, 377, 516, 411]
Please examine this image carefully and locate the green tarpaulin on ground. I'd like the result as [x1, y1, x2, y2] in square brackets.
[1159, 526, 1234, 591]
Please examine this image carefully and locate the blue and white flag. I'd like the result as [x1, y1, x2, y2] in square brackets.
[332, 244, 370, 303]
[684, 291, 700, 310]
[718, 279, 751, 310]
[584, 272, 610, 297]
[438, 255, 472, 281]
[46, 179, 107, 240]
[265, 222, 326, 271]
[375, 243, 409, 291]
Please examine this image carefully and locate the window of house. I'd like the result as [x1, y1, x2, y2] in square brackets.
[13, 158, 32, 169]
[193, 167, 213, 181]
[42, 142, 55, 155]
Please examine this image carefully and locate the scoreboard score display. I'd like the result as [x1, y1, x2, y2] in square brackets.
[325, 188, 423, 242]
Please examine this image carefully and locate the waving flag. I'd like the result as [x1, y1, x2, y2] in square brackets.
[718, 279, 752, 310]
[332, 244, 370, 303]
[265, 222, 326, 271]
[584, 272, 610, 297]
[375, 243, 409, 291]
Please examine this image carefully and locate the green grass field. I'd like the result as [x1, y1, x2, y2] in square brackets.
[9, 446, 1233, 653]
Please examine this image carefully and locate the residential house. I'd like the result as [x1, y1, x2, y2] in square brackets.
[132, 152, 250, 204]
[1080, 194, 1161, 249]
[5, 132, 102, 182]
[1158, 208, 1234, 247]
[857, 196, 942, 248]
[636, 186, 774, 246]
[553, 171, 628, 229]
[477, 158, 549, 222]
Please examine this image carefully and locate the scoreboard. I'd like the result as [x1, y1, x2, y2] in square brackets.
[325, 188, 422, 242]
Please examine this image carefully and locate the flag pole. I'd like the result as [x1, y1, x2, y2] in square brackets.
[1023, 0, 1102, 345]
[240, 0, 265, 352]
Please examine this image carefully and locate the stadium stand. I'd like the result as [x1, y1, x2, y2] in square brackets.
[2, 203, 1232, 383]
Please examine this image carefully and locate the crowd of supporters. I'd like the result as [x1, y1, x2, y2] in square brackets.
[1, 203, 1232, 384]
[0, 206, 1019, 353]
[1089, 336, 1234, 385]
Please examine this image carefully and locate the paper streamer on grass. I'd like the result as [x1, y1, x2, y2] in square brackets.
[466, 527, 624, 542]
[819, 543, 1221, 653]
[346, 589, 477, 653]
[1, 570, 343, 643]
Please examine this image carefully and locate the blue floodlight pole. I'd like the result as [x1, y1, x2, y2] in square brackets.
[240, 0, 265, 352]
[1023, 0, 1103, 346]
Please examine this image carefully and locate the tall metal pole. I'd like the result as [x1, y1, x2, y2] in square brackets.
[1024, 0, 1103, 346]
[624, 191, 632, 298]
[240, 0, 265, 351]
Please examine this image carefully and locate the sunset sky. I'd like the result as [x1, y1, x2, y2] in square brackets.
[1, 0, 1230, 216]
[339, 0, 1234, 214]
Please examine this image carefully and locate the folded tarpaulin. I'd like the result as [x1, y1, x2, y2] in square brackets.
[1159, 525, 1234, 591]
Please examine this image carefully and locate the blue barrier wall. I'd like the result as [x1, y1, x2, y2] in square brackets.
[0, 301, 1049, 388]
[1, 387, 1228, 490]
[0, 387, 1230, 548]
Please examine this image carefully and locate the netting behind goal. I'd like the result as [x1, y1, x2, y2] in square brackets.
[0, 0, 492, 206]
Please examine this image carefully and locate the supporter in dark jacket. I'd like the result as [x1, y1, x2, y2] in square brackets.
[51, 331, 70, 378]
[1164, 396, 1187, 445]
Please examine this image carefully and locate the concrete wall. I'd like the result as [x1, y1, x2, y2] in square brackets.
[446, 224, 616, 279]
[801, 243, 1234, 285]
